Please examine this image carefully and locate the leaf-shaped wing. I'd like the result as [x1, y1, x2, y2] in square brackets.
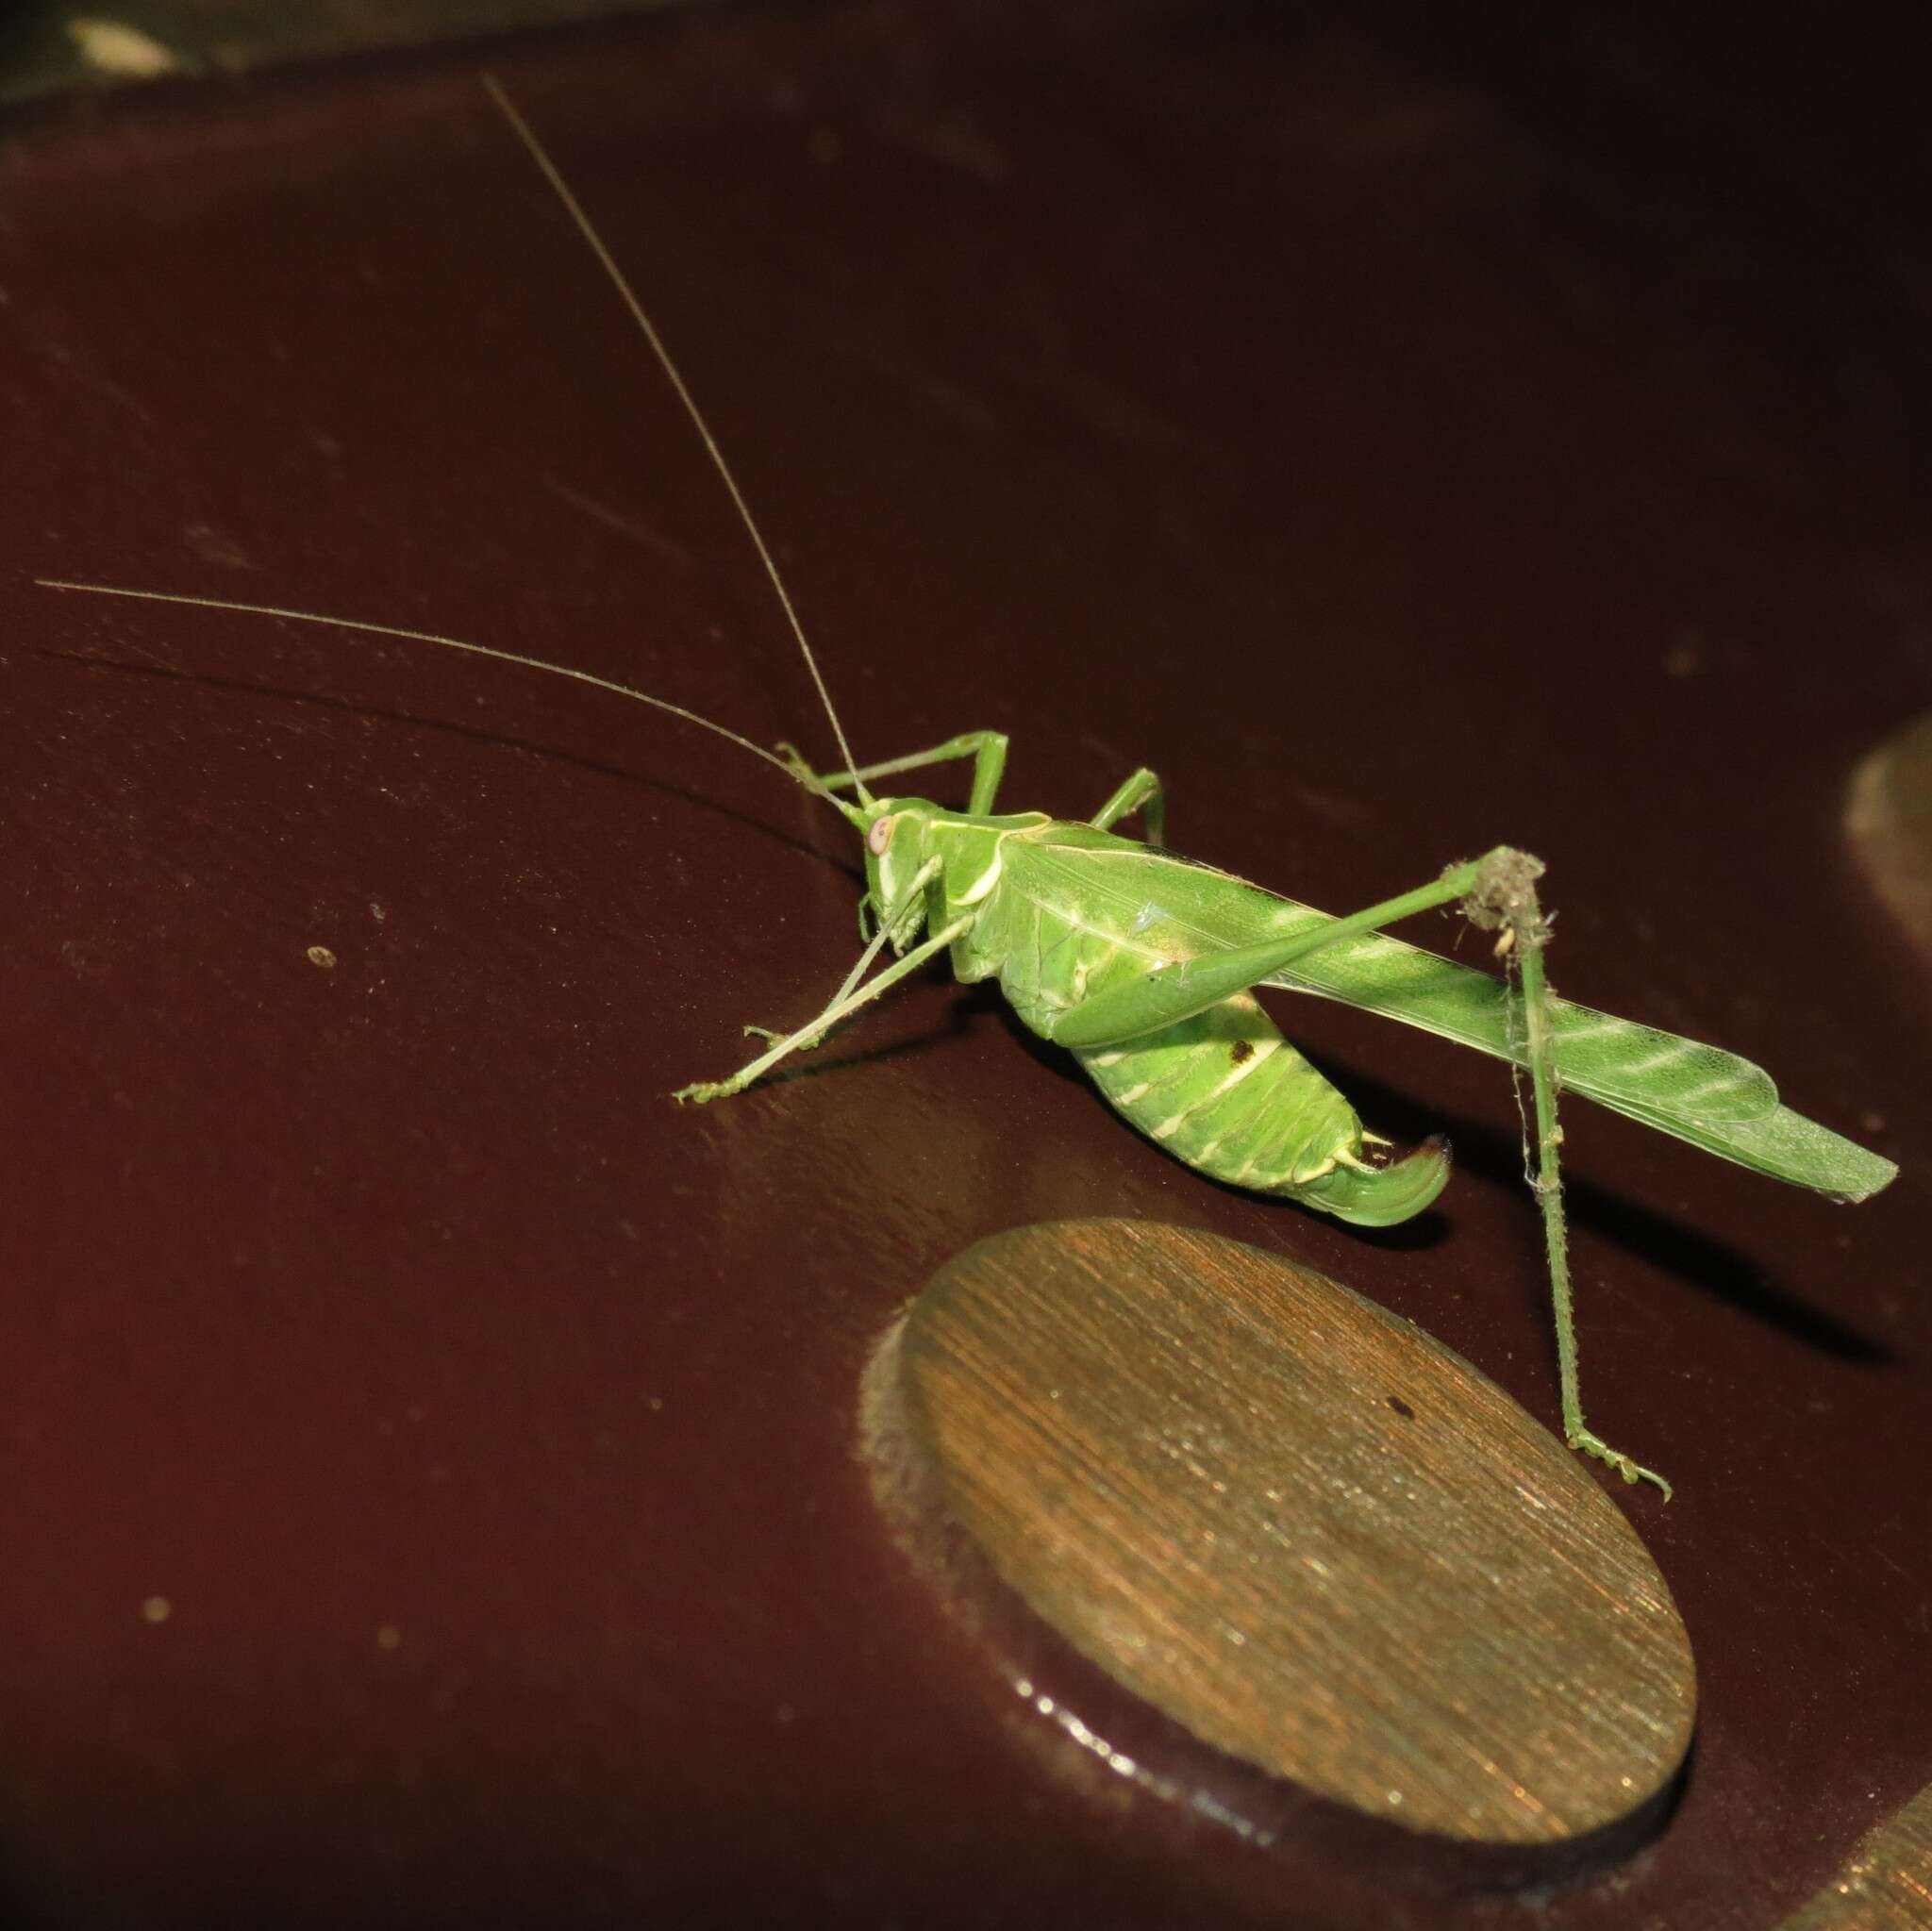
[1257, 904, 1895, 1203]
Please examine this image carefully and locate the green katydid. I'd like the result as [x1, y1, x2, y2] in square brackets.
[38, 78, 1896, 1498]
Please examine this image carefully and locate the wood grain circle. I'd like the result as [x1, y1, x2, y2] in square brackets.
[883, 1218, 1695, 1846]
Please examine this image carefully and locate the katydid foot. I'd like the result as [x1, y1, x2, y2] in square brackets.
[672, 1076, 741, 1105]
[674, 1025, 833, 1105]
[1569, 1428, 1673, 1500]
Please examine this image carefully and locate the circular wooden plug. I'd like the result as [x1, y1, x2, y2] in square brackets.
[871, 1218, 1695, 1848]
[1848, 708, 1932, 962]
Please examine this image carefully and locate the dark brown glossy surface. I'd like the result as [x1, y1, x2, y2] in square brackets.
[1, 7, 1927, 1925]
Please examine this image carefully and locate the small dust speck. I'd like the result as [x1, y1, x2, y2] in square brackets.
[375, 1624, 402, 1651]
[142, 1595, 172, 1623]
[1663, 634, 1703, 678]
[307, 945, 338, 970]
[1386, 1394, 1416, 1421]
[370, 903, 387, 924]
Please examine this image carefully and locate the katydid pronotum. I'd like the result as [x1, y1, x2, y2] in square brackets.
[38, 78, 1897, 1498]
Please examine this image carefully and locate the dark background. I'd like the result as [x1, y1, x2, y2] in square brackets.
[1, 5, 1927, 1924]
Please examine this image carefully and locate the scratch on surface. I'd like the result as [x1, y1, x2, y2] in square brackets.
[38, 339, 155, 424]
[541, 476, 693, 564]
[873, 107, 1011, 184]
[182, 523, 255, 571]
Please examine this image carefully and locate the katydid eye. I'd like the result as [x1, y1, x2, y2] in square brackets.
[868, 814, 897, 855]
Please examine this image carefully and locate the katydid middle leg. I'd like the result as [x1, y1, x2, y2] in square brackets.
[1091, 766, 1166, 844]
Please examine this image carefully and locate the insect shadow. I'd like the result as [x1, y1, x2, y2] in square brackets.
[1293, 1040, 1894, 1369]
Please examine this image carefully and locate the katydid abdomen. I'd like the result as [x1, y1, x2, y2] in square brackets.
[1078, 995, 1450, 1228]
[958, 827, 1453, 1228]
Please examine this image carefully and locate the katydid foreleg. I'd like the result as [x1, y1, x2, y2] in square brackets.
[675, 890, 974, 1106]
[742, 854, 949, 1055]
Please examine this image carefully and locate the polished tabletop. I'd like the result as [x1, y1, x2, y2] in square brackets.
[1, 7, 1926, 1925]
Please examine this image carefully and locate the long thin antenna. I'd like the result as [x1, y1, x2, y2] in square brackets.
[481, 73, 873, 807]
[34, 578, 864, 822]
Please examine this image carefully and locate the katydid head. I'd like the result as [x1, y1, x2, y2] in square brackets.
[860, 797, 943, 951]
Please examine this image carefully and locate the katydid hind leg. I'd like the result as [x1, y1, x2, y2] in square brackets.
[1051, 854, 1500, 1051]
[1051, 857, 1505, 1230]
[1464, 855, 1672, 1497]
[1053, 838, 1670, 1492]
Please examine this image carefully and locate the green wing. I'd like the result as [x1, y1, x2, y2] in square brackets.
[1253, 902, 1896, 1204]
[1008, 833, 1894, 1204]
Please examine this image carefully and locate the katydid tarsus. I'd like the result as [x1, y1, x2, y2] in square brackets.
[38, 77, 1897, 1499]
